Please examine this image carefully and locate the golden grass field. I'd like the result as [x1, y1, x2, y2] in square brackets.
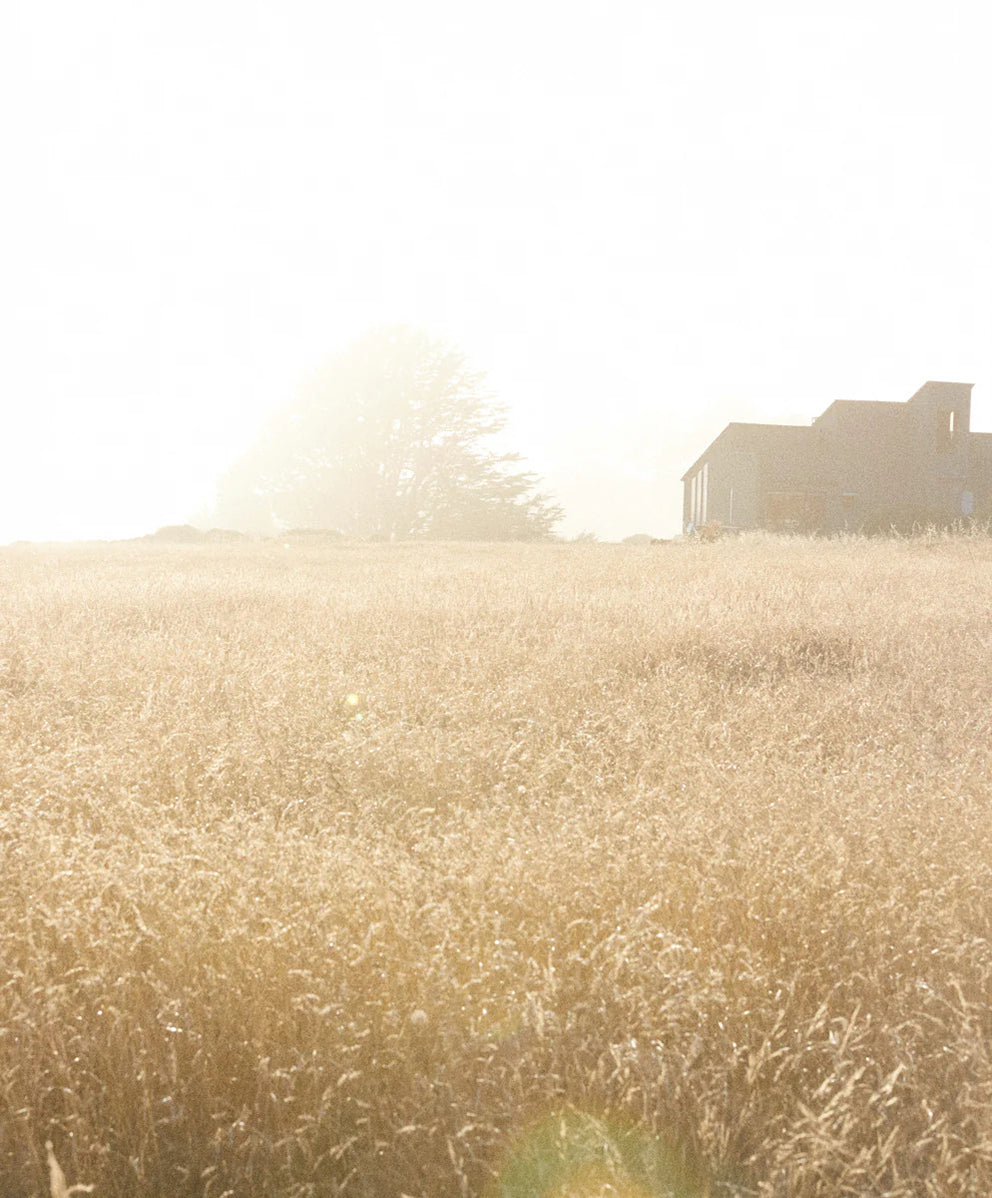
[3, 532, 992, 1197]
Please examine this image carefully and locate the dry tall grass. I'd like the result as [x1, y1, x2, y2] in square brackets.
[2, 533, 992, 1196]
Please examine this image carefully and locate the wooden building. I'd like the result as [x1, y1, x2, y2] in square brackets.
[682, 382, 992, 534]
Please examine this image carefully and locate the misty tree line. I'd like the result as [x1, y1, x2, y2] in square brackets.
[209, 327, 562, 541]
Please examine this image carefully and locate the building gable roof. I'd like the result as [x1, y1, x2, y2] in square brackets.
[680, 421, 810, 481]
[682, 383, 978, 484]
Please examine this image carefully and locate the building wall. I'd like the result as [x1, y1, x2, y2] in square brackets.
[967, 434, 992, 516]
[695, 439, 759, 527]
[684, 424, 817, 531]
[682, 426, 810, 529]
[812, 403, 912, 531]
[905, 382, 973, 519]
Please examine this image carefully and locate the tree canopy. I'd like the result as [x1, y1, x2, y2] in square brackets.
[211, 327, 562, 540]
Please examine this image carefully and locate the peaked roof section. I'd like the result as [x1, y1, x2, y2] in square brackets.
[680, 421, 809, 481]
[683, 384, 978, 483]
[907, 380, 974, 399]
[813, 399, 905, 423]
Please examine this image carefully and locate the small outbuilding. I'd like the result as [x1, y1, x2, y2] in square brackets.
[681, 381, 992, 534]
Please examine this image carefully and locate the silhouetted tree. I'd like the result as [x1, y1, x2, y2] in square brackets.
[211, 327, 562, 540]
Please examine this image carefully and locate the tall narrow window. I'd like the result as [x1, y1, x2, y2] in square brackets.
[937, 410, 954, 454]
[700, 463, 708, 524]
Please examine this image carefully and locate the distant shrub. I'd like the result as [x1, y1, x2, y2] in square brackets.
[146, 524, 205, 542]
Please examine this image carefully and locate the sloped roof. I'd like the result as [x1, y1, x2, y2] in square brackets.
[680, 421, 810, 481]
[814, 399, 905, 425]
[682, 386, 980, 484]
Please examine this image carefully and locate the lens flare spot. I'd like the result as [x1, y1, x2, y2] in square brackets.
[489, 1109, 706, 1198]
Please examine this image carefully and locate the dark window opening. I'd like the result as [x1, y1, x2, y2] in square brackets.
[937, 410, 955, 454]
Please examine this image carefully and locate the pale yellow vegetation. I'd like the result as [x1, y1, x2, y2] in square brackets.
[2, 532, 992, 1196]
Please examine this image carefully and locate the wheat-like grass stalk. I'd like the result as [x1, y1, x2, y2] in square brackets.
[46, 1141, 93, 1198]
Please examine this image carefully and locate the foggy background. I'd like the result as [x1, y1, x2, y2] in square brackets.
[3, 0, 990, 544]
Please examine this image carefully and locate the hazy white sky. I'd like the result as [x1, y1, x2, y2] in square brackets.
[3, 0, 990, 542]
